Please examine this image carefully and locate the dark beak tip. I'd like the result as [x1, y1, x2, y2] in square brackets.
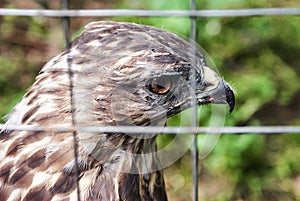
[229, 102, 235, 114]
[225, 84, 235, 114]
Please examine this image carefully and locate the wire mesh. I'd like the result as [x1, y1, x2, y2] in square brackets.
[61, 0, 82, 200]
[189, 0, 199, 200]
[0, 1, 300, 201]
[1, 124, 300, 134]
[0, 7, 300, 17]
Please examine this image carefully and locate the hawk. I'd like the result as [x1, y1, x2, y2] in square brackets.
[0, 21, 234, 201]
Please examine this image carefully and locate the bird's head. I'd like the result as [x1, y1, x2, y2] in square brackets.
[29, 21, 235, 165]
[67, 21, 235, 129]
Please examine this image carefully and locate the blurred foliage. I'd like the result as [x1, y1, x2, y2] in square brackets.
[0, 0, 300, 200]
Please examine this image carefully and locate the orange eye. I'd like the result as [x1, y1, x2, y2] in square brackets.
[149, 78, 171, 95]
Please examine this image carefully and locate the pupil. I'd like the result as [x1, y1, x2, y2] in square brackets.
[157, 84, 166, 90]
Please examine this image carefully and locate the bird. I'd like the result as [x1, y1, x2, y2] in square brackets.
[0, 21, 235, 201]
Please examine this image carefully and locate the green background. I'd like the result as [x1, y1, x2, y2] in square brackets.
[0, 0, 300, 200]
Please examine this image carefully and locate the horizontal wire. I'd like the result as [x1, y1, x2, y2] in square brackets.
[0, 8, 299, 17]
[1, 124, 300, 134]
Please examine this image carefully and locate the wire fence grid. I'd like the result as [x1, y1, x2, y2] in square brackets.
[1, 1, 300, 201]
[0, 7, 300, 17]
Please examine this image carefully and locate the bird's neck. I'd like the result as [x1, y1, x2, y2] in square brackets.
[79, 136, 168, 201]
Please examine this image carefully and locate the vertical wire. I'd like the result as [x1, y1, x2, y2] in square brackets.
[61, 0, 70, 48]
[190, 0, 199, 201]
[61, 0, 81, 200]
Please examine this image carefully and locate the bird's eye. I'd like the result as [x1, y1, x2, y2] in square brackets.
[148, 76, 171, 95]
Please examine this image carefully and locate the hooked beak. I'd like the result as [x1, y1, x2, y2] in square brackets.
[197, 66, 235, 113]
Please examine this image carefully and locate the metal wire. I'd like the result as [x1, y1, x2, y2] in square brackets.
[61, 0, 81, 200]
[1, 124, 300, 134]
[189, 0, 199, 200]
[0, 8, 299, 17]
